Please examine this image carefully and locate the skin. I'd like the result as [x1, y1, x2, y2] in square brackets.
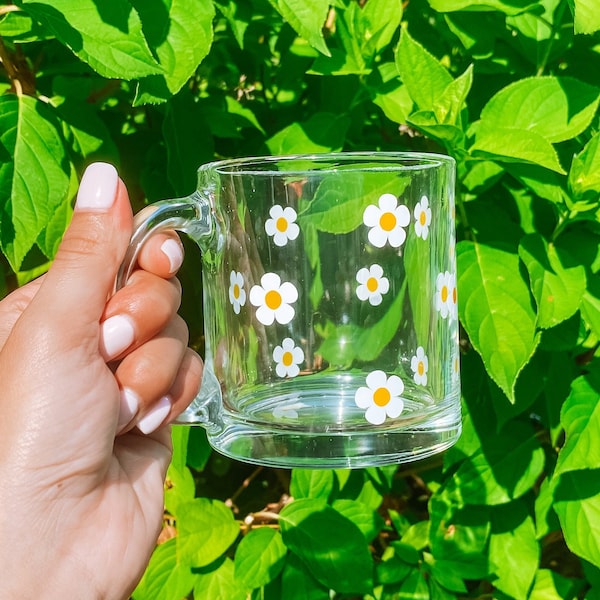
[0, 172, 203, 599]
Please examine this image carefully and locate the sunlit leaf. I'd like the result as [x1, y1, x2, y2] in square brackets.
[234, 528, 287, 589]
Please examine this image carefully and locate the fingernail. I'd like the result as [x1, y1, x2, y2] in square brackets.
[161, 238, 184, 273]
[99, 315, 135, 360]
[117, 388, 139, 433]
[76, 162, 118, 212]
[137, 396, 172, 434]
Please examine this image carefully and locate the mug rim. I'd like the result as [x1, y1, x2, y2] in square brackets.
[200, 151, 455, 176]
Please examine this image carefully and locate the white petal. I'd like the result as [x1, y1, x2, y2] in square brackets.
[378, 277, 390, 295]
[366, 369, 387, 390]
[232, 300, 241, 314]
[354, 387, 373, 409]
[387, 374, 404, 396]
[287, 222, 300, 241]
[256, 305, 275, 325]
[280, 281, 298, 303]
[421, 225, 429, 240]
[421, 195, 429, 209]
[385, 397, 404, 419]
[261, 272, 281, 290]
[265, 219, 277, 236]
[287, 364, 300, 378]
[273, 345, 284, 362]
[238, 289, 246, 306]
[387, 227, 407, 248]
[273, 232, 288, 247]
[369, 292, 383, 306]
[365, 405, 386, 425]
[395, 204, 411, 227]
[356, 284, 370, 301]
[356, 267, 370, 284]
[292, 347, 305, 364]
[230, 271, 237, 285]
[363, 204, 381, 227]
[275, 303, 295, 325]
[411, 356, 419, 373]
[269, 205, 284, 219]
[282, 337, 295, 351]
[367, 227, 387, 248]
[249, 285, 265, 307]
[275, 363, 288, 378]
[378, 193, 398, 212]
[282, 206, 297, 222]
[370, 263, 384, 278]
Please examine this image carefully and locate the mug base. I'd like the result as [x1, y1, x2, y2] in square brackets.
[201, 402, 461, 469]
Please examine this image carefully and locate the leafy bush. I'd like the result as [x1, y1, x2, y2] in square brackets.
[1, 0, 600, 598]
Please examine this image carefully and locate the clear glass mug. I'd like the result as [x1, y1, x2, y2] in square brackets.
[117, 152, 461, 468]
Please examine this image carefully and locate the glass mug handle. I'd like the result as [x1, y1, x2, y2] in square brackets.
[114, 190, 221, 428]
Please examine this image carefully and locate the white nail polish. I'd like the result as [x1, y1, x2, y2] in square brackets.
[137, 396, 172, 434]
[75, 162, 118, 212]
[161, 238, 184, 273]
[99, 315, 135, 360]
[117, 388, 139, 432]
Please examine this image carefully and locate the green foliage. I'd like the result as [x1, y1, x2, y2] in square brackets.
[1, 0, 599, 597]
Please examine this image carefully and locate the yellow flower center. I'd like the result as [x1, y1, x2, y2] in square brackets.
[265, 290, 282, 310]
[452, 286, 457, 305]
[373, 387, 391, 407]
[366, 277, 379, 292]
[282, 351, 293, 367]
[419, 211, 427, 226]
[276, 217, 288, 232]
[379, 211, 397, 232]
[233, 283, 240, 299]
[418, 361, 425, 376]
[441, 285, 448, 303]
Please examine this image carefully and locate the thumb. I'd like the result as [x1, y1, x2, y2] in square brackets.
[33, 162, 133, 329]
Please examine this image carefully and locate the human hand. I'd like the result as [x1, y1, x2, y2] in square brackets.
[0, 163, 203, 599]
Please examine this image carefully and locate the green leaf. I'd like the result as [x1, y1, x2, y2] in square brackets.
[395, 27, 453, 111]
[572, 0, 600, 34]
[280, 498, 373, 594]
[457, 241, 540, 402]
[266, 113, 350, 155]
[268, 0, 330, 56]
[290, 469, 335, 501]
[332, 499, 385, 542]
[193, 557, 247, 600]
[434, 64, 473, 125]
[569, 132, 600, 200]
[301, 170, 409, 234]
[442, 421, 545, 505]
[535, 477, 560, 539]
[214, 0, 251, 48]
[471, 126, 566, 174]
[234, 528, 287, 589]
[489, 501, 539, 599]
[162, 89, 215, 196]
[281, 552, 330, 599]
[518, 233, 587, 328]
[582, 278, 600, 339]
[177, 498, 239, 567]
[397, 567, 430, 599]
[555, 374, 600, 477]
[553, 469, 600, 568]
[133, 0, 215, 104]
[429, 496, 491, 580]
[477, 77, 600, 144]
[428, 0, 536, 15]
[19, 0, 161, 79]
[132, 538, 195, 600]
[530, 568, 579, 600]
[0, 95, 70, 271]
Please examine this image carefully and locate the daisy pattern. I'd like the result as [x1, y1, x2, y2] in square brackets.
[228, 270, 246, 314]
[363, 193, 410, 248]
[435, 271, 457, 320]
[356, 264, 390, 306]
[265, 205, 300, 247]
[273, 338, 304, 378]
[414, 195, 432, 240]
[410, 346, 429, 386]
[355, 370, 405, 425]
[249, 272, 298, 326]
[273, 400, 308, 419]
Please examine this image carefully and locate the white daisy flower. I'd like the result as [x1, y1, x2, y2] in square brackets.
[273, 337, 304, 378]
[228, 270, 246, 314]
[414, 195, 432, 240]
[354, 370, 405, 425]
[410, 346, 429, 386]
[249, 272, 298, 326]
[265, 205, 300, 247]
[273, 400, 308, 419]
[435, 271, 457, 320]
[363, 193, 410, 248]
[356, 264, 390, 306]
